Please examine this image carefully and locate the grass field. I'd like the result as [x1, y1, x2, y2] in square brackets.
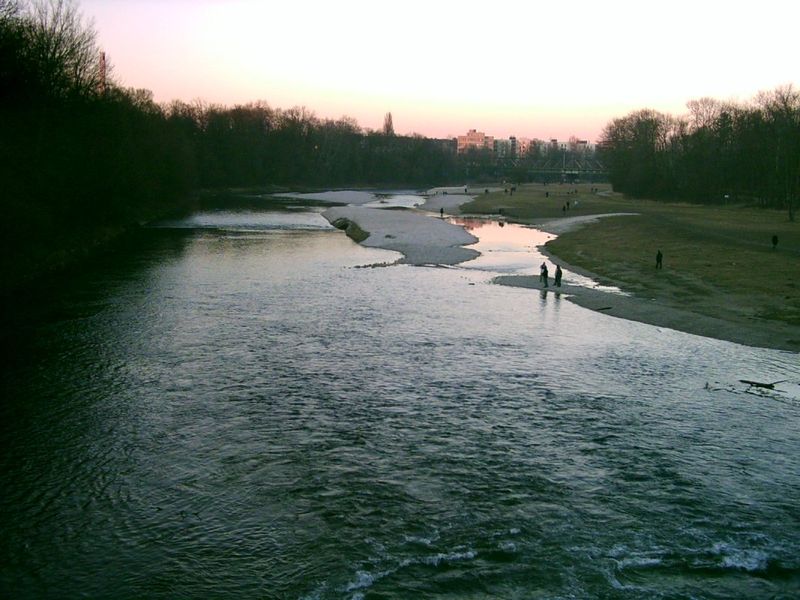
[461, 183, 800, 327]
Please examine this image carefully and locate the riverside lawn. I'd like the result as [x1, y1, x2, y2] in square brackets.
[461, 183, 800, 350]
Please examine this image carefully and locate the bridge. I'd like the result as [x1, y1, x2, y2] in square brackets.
[523, 157, 608, 182]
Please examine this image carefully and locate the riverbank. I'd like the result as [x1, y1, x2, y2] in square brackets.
[2, 221, 167, 301]
[452, 184, 800, 352]
[320, 188, 800, 352]
[524, 215, 800, 351]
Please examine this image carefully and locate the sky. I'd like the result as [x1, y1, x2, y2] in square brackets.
[79, 0, 799, 142]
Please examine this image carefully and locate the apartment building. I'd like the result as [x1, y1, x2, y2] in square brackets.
[457, 129, 494, 153]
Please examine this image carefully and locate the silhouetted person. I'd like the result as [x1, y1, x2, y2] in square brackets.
[440, 207, 444, 218]
[656, 249, 663, 269]
[772, 234, 778, 250]
[540, 262, 549, 287]
[555, 265, 563, 287]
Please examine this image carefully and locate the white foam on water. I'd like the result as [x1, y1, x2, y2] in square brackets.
[419, 550, 478, 566]
[617, 556, 662, 569]
[498, 541, 517, 552]
[275, 191, 379, 205]
[607, 544, 629, 559]
[403, 534, 435, 546]
[344, 570, 375, 592]
[152, 210, 332, 231]
[712, 542, 769, 572]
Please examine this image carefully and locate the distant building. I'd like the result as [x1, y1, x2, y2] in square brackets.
[457, 129, 494, 154]
[456, 130, 595, 159]
[568, 136, 592, 155]
[516, 137, 533, 156]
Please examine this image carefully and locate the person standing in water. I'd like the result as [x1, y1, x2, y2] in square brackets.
[555, 265, 563, 287]
[540, 262, 549, 287]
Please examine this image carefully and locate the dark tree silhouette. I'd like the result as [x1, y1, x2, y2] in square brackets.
[383, 111, 394, 136]
[599, 87, 800, 218]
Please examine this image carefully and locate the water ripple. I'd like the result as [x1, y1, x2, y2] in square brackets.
[1, 218, 798, 599]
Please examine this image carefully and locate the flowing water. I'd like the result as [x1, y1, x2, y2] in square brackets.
[1, 195, 799, 599]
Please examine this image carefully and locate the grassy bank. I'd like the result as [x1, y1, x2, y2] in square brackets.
[461, 183, 800, 329]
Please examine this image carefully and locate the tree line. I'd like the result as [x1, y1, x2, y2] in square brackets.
[166, 102, 460, 188]
[599, 88, 800, 219]
[0, 0, 467, 291]
[1, 0, 198, 290]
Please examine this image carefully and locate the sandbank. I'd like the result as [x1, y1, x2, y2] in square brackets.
[322, 205, 479, 265]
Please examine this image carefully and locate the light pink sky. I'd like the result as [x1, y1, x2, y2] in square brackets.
[81, 0, 798, 142]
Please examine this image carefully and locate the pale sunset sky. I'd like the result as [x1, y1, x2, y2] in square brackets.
[80, 0, 798, 142]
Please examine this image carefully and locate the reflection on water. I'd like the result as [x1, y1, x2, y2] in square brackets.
[1, 206, 799, 599]
[454, 217, 625, 293]
[453, 217, 551, 275]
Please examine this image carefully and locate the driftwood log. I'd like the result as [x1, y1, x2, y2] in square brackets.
[739, 379, 786, 389]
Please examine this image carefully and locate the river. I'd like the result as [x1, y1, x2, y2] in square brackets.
[1, 193, 798, 599]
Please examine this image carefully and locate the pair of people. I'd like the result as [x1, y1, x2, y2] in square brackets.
[540, 263, 562, 287]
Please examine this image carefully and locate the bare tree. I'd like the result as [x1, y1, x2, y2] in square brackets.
[383, 111, 394, 136]
[686, 97, 723, 131]
[23, 0, 104, 98]
[756, 85, 800, 220]
[1, 0, 21, 20]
